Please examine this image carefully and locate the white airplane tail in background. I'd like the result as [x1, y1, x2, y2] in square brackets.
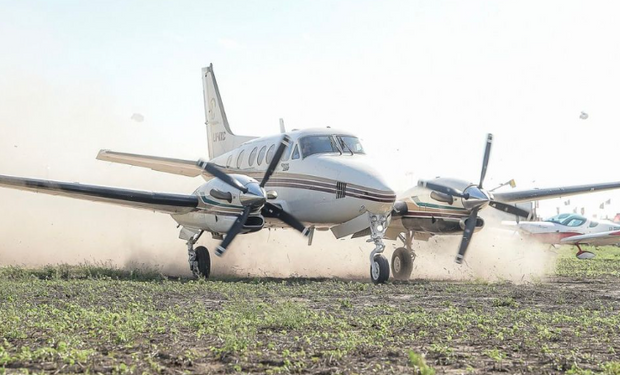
[202, 64, 256, 160]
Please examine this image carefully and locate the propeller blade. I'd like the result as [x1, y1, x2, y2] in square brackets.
[421, 180, 470, 199]
[261, 135, 291, 188]
[489, 201, 531, 218]
[479, 133, 493, 188]
[198, 160, 248, 194]
[262, 202, 309, 235]
[456, 208, 479, 264]
[215, 206, 252, 256]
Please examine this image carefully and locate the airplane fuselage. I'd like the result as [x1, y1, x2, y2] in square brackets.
[200, 128, 395, 228]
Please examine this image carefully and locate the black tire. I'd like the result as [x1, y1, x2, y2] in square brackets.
[391, 247, 413, 281]
[195, 246, 211, 279]
[370, 254, 389, 284]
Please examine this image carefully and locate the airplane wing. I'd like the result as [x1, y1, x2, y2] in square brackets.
[492, 181, 620, 203]
[97, 150, 206, 177]
[0, 174, 199, 214]
[560, 230, 620, 246]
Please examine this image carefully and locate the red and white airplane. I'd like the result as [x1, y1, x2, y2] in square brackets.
[509, 213, 620, 259]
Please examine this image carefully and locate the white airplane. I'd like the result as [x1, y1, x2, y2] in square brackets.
[0, 64, 396, 283]
[506, 213, 620, 259]
[2, 65, 620, 283]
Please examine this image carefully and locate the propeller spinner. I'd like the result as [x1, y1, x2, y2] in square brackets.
[420, 133, 530, 264]
[197, 135, 308, 256]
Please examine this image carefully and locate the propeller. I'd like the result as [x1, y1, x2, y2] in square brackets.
[198, 135, 307, 256]
[420, 133, 530, 263]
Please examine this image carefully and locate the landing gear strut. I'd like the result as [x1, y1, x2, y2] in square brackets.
[392, 231, 416, 280]
[368, 213, 390, 284]
[187, 231, 211, 278]
[575, 244, 595, 260]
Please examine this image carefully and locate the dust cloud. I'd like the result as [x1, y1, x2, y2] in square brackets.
[208, 208, 556, 282]
[0, 75, 555, 282]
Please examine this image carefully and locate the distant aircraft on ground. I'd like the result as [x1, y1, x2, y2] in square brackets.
[505, 213, 620, 259]
[2, 64, 620, 283]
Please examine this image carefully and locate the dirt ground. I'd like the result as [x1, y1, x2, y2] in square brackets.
[1, 249, 620, 374]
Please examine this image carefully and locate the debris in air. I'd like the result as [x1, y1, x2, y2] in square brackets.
[130, 113, 145, 123]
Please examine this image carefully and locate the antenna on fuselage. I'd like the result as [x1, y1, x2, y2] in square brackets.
[279, 118, 286, 133]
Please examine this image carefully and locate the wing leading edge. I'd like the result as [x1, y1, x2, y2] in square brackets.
[561, 230, 620, 246]
[0, 174, 199, 214]
[493, 181, 620, 203]
[97, 150, 206, 177]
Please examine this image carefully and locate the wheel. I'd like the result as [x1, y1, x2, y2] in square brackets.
[195, 246, 211, 279]
[391, 247, 413, 281]
[370, 254, 390, 284]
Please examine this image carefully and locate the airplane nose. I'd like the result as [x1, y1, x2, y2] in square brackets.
[318, 157, 395, 215]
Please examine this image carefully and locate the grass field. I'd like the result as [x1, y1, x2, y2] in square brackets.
[1, 246, 620, 374]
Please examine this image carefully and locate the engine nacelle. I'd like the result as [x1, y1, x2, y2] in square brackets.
[459, 216, 485, 232]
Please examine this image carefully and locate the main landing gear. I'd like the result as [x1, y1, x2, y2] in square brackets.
[575, 244, 596, 260]
[368, 213, 390, 284]
[392, 231, 416, 281]
[186, 231, 211, 278]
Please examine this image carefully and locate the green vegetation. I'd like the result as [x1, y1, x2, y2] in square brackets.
[0, 247, 619, 373]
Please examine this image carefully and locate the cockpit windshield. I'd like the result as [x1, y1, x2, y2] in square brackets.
[337, 136, 365, 155]
[299, 136, 340, 158]
[299, 135, 365, 158]
[546, 214, 587, 227]
[546, 213, 571, 224]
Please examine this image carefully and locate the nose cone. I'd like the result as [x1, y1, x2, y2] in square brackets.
[316, 156, 395, 214]
[239, 181, 266, 207]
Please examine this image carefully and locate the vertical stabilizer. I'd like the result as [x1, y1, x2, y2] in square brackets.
[202, 64, 256, 159]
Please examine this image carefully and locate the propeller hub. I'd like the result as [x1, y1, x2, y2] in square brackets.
[239, 182, 267, 207]
[462, 186, 490, 210]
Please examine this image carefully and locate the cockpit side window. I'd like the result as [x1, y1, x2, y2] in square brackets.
[589, 221, 599, 228]
[299, 135, 340, 158]
[291, 144, 300, 160]
[282, 143, 292, 161]
[337, 135, 365, 155]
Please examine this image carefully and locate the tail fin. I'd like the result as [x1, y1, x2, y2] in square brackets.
[202, 64, 256, 159]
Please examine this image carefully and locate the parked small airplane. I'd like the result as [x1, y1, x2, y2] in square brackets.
[2, 64, 620, 283]
[505, 213, 620, 259]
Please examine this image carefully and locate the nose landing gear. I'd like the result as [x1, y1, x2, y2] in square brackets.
[368, 213, 390, 284]
[392, 231, 416, 280]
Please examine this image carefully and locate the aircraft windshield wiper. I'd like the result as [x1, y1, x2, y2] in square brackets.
[338, 137, 354, 155]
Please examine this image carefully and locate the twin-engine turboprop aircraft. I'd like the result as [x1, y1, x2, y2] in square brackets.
[0, 64, 396, 283]
[2, 64, 620, 283]
[506, 214, 620, 259]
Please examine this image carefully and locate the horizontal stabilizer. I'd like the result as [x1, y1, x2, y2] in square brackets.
[0, 174, 198, 214]
[97, 150, 206, 177]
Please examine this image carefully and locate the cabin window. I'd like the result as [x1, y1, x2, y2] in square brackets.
[337, 136, 365, 154]
[299, 135, 340, 158]
[282, 143, 292, 161]
[257, 146, 267, 165]
[589, 221, 599, 228]
[291, 144, 300, 160]
[266, 144, 275, 164]
[236, 150, 245, 169]
[248, 147, 257, 166]
[226, 155, 233, 168]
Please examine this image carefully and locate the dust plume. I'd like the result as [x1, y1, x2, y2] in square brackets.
[206, 209, 556, 282]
